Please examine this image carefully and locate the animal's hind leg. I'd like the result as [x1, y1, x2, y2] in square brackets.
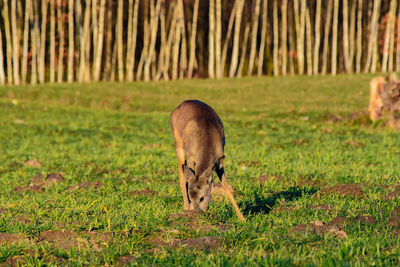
[215, 164, 246, 221]
[176, 147, 190, 210]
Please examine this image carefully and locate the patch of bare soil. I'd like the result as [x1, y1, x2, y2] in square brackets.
[239, 161, 261, 167]
[258, 174, 285, 187]
[12, 215, 32, 224]
[1, 255, 26, 266]
[354, 214, 377, 225]
[69, 181, 103, 191]
[318, 184, 365, 198]
[385, 186, 400, 200]
[388, 207, 400, 227]
[291, 139, 311, 145]
[84, 231, 113, 251]
[14, 173, 64, 193]
[274, 206, 299, 212]
[326, 217, 347, 228]
[324, 114, 343, 123]
[147, 236, 222, 251]
[212, 183, 236, 201]
[128, 188, 157, 197]
[290, 219, 348, 240]
[168, 210, 227, 233]
[38, 230, 78, 249]
[344, 140, 365, 148]
[309, 204, 334, 211]
[23, 159, 41, 167]
[0, 233, 30, 245]
[180, 237, 222, 250]
[118, 255, 135, 265]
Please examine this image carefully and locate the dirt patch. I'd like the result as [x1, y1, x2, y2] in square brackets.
[212, 183, 236, 201]
[1, 255, 27, 266]
[84, 231, 113, 251]
[326, 217, 348, 228]
[344, 140, 365, 148]
[0, 233, 30, 245]
[168, 210, 203, 221]
[290, 220, 348, 239]
[69, 181, 104, 191]
[258, 174, 285, 186]
[291, 139, 311, 145]
[274, 206, 299, 212]
[319, 184, 364, 198]
[14, 173, 64, 193]
[309, 204, 333, 211]
[38, 230, 78, 249]
[23, 159, 41, 167]
[388, 207, 400, 227]
[239, 161, 261, 167]
[324, 114, 343, 123]
[385, 186, 400, 200]
[180, 237, 222, 250]
[147, 236, 222, 251]
[168, 210, 227, 233]
[128, 188, 157, 197]
[118, 255, 135, 265]
[354, 214, 376, 225]
[12, 215, 32, 224]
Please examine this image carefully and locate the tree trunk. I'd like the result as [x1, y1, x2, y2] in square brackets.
[288, 5, 295, 75]
[78, 0, 91, 82]
[155, 0, 167, 80]
[117, 0, 124, 81]
[229, 0, 244, 78]
[313, 0, 321, 74]
[21, 0, 30, 84]
[92, 0, 98, 60]
[281, 0, 287, 76]
[38, 0, 48, 83]
[162, 2, 179, 80]
[381, 0, 396, 72]
[248, 0, 260, 76]
[172, 4, 181, 80]
[388, 0, 397, 72]
[188, 0, 199, 78]
[215, 0, 222, 78]
[50, 0, 55, 82]
[272, 0, 279, 76]
[355, 0, 363, 73]
[126, 0, 139, 81]
[208, 0, 215, 78]
[3, 0, 13, 84]
[56, 0, 64, 83]
[93, 0, 106, 81]
[364, 0, 381, 73]
[305, 6, 312, 75]
[67, 0, 74, 82]
[103, 2, 113, 80]
[321, 0, 333, 75]
[144, 0, 161, 81]
[0, 21, 5, 84]
[348, 0, 356, 68]
[257, 0, 267, 76]
[136, 0, 150, 80]
[125, 0, 133, 81]
[331, 0, 339, 75]
[11, 0, 20, 84]
[30, 0, 38, 84]
[342, 0, 350, 73]
[221, 1, 237, 76]
[237, 22, 250, 78]
[178, 0, 187, 79]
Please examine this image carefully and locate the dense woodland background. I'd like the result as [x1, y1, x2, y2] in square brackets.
[0, 0, 399, 85]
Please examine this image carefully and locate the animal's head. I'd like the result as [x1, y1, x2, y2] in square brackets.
[182, 163, 213, 211]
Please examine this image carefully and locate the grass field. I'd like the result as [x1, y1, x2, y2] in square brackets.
[1, 74, 400, 266]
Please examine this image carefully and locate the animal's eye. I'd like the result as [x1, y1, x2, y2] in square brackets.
[199, 197, 204, 202]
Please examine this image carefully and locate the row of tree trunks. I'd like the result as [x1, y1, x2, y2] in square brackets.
[1, 0, 400, 84]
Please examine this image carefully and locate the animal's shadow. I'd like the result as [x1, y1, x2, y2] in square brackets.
[240, 186, 318, 216]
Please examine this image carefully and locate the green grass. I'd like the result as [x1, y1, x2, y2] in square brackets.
[1, 74, 400, 266]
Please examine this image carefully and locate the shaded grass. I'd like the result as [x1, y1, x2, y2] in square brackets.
[1, 74, 400, 265]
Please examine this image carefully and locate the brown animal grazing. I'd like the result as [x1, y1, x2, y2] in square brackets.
[170, 100, 246, 221]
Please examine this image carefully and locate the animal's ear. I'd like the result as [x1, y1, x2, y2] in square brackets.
[199, 165, 214, 184]
[215, 155, 225, 169]
[182, 164, 196, 183]
[390, 73, 398, 83]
